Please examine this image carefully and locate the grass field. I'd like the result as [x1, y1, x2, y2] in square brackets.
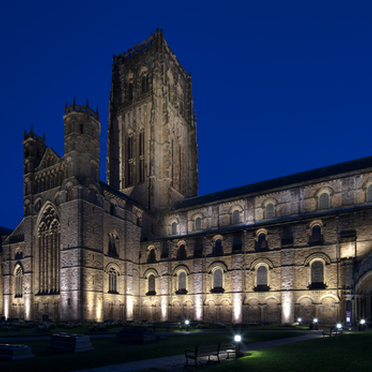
[0, 331, 302, 372]
[200, 331, 372, 372]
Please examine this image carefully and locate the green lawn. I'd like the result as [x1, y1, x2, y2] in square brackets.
[0, 331, 302, 372]
[201, 331, 372, 372]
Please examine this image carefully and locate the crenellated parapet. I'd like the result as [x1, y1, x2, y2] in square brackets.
[64, 98, 99, 121]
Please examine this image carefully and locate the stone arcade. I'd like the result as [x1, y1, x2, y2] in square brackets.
[2, 29, 372, 325]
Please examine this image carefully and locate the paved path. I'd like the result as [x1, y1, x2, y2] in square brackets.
[74, 330, 323, 372]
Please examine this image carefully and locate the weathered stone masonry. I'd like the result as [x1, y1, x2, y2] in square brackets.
[2, 29, 372, 325]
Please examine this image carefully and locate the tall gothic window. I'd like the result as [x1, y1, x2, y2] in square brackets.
[256, 266, 268, 291]
[311, 261, 325, 289]
[128, 81, 133, 100]
[232, 210, 240, 224]
[139, 130, 145, 183]
[319, 193, 329, 209]
[15, 267, 23, 298]
[37, 206, 60, 294]
[212, 268, 224, 293]
[108, 233, 118, 256]
[141, 74, 149, 93]
[108, 267, 118, 293]
[177, 271, 187, 294]
[147, 274, 156, 295]
[127, 134, 134, 187]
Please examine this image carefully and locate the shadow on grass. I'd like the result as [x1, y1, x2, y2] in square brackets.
[201, 331, 372, 372]
[0, 331, 303, 372]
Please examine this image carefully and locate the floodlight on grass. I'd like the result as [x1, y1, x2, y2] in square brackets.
[234, 335, 242, 358]
[185, 319, 190, 331]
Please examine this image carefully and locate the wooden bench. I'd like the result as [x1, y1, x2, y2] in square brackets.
[152, 322, 181, 332]
[322, 327, 343, 337]
[185, 342, 235, 366]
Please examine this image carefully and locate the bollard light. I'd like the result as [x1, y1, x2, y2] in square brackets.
[185, 320, 190, 331]
[360, 319, 366, 325]
[234, 335, 242, 358]
[313, 318, 318, 330]
[297, 317, 302, 324]
[336, 323, 342, 329]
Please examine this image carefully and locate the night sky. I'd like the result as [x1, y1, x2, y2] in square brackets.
[1, 1, 372, 230]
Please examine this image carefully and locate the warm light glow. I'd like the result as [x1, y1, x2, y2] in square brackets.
[360, 319, 366, 325]
[161, 297, 167, 320]
[195, 295, 203, 320]
[4, 297, 9, 319]
[234, 335, 242, 342]
[233, 293, 242, 323]
[281, 292, 294, 323]
[25, 297, 31, 320]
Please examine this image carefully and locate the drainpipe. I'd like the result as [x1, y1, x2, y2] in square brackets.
[336, 216, 340, 321]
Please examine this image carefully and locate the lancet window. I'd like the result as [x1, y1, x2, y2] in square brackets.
[15, 267, 23, 298]
[37, 205, 60, 294]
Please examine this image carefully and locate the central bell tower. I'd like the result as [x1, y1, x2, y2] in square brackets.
[107, 29, 198, 211]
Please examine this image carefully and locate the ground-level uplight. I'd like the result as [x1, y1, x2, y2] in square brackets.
[313, 318, 318, 330]
[234, 335, 242, 358]
[359, 319, 366, 331]
[185, 320, 190, 332]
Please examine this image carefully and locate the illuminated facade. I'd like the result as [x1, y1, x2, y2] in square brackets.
[1, 30, 372, 325]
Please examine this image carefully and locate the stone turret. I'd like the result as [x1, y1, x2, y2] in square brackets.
[63, 98, 101, 182]
[23, 126, 46, 175]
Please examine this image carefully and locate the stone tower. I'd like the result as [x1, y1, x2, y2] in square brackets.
[59, 100, 103, 320]
[106, 29, 198, 211]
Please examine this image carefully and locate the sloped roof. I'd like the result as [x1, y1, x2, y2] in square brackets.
[173, 155, 372, 210]
[0, 226, 13, 236]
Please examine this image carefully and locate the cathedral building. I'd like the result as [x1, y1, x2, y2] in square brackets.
[1, 29, 372, 325]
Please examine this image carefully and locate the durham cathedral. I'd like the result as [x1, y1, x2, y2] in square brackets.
[2, 29, 372, 326]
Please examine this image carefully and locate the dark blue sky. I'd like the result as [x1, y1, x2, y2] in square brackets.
[1, 1, 372, 229]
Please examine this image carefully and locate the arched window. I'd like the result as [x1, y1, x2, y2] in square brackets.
[148, 249, 156, 263]
[178, 245, 186, 259]
[319, 193, 329, 209]
[177, 272, 187, 294]
[232, 210, 240, 224]
[256, 266, 268, 291]
[214, 239, 223, 255]
[147, 274, 156, 295]
[232, 236, 242, 251]
[171, 222, 178, 235]
[108, 267, 118, 293]
[266, 203, 274, 219]
[257, 233, 267, 250]
[15, 267, 23, 298]
[38, 206, 60, 294]
[195, 217, 202, 231]
[368, 185, 372, 202]
[110, 203, 115, 216]
[108, 233, 118, 256]
[311, 225, 322, 244]
[310, 261, 325, 289]
[142, 74, 149, 93]
[212, 268, 224, 293]
[139, 130, 145, 183]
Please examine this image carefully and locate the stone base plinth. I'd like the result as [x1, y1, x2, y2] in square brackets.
[0, 344, 35, 360]
[47, 333, 94, 353]
[115, 328, 157, 344]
